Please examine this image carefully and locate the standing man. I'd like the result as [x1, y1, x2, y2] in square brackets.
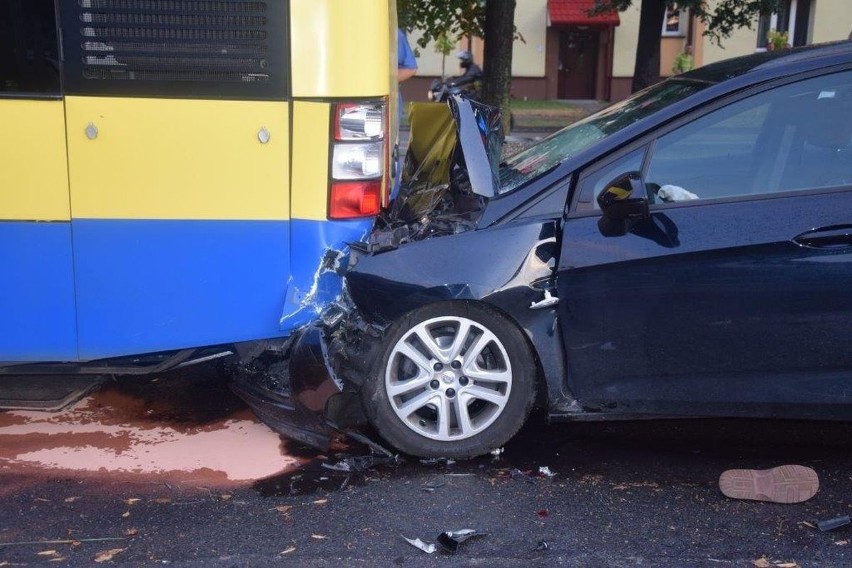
[394, 29, 417, 198]
[672, 44, 694, 75]
[397, 28, 417, 112]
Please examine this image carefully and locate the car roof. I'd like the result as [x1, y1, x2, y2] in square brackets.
[682, 41, 852, 84]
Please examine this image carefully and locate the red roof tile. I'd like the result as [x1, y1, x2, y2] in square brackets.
[547, 0, 620, 26]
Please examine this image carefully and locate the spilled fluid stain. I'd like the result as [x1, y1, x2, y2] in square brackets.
[0, 365, 303, 485]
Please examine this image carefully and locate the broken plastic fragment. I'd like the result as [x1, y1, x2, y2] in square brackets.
[444, 529, 479, 542]
[436, 529, 484, 554]
[422, 481, 447, 493]
[404, 530, 484, 555]
[510, 468, 535, 484]
[339, 428, 395, 457]
[490, 447, 504, 457]
[815, 515, 851, 532]
[321, 454, 397, 473]
[419, 457, 456, 466]
[402, 536, 436, 554]
[538, 466, 556, 478]
[321, 461, 352, 473]
[536, 540, 549, 551]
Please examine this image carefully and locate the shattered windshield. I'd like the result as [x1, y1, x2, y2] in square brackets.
[499, 79, 712, 194]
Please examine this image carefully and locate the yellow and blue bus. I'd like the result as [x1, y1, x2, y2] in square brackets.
[1, 0, 397, 369]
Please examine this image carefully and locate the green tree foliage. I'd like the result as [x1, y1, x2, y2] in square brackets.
[398, 0, 485, 43]
[398, 0, 516, 132]
[594, 1, 783, 92]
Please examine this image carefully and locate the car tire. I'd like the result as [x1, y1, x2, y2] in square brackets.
[361, 301, 537, 458]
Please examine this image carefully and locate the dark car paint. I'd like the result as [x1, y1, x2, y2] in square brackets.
[558, 190, 852, 419]
[344, 219, 571, 406]
[342, 44, 852, 421]
[235, 43, 852, 449]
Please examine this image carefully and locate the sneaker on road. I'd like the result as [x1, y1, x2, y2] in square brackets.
[719, 465, 819, 504]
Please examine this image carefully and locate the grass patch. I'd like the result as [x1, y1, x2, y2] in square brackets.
[511, 99, 604, 129]
[402, 99, 606, 130]
[512, 100, 587, 111]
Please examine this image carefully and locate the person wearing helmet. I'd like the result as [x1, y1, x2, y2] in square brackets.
[448, 50, 483, 89]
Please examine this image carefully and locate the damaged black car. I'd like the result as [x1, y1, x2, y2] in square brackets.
[235, 42, 852, 458]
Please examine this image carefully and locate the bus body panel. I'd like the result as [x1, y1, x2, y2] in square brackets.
[0, 100, 70, 222]
[0, 222, 78, 362]
[278, 218, 373, 334]
[65, 97, 290, 221]
[290, 101, 332, 221]
[291, 0, 393, 98]
[73, 219, 290, 360]
[0, 99, 77, 362]
[63, 97, 292, 359]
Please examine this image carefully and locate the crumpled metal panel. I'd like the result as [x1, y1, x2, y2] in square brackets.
[278, 218, 373, 334]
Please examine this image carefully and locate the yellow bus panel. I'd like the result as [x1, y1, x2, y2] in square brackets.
[291, 0, 394, 98]
[290, 101, 331, 221]
[66, 97, 290, 221]
[0, 100, 70, 221]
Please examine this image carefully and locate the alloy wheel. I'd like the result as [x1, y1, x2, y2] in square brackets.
[384, 315, 513, 441]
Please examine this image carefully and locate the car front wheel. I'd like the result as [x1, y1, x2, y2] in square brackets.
[361, 302, 537, 458]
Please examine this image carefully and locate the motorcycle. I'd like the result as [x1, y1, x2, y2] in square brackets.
[426, 78, 514, 131]
[427, 77, 479, 103]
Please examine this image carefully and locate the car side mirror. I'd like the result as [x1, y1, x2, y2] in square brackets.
[596, 172, 651, 237]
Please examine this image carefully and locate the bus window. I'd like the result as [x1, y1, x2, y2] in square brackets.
[0, 0, 60, 94]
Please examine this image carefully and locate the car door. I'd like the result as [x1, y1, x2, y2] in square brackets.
[557, 69, 852, 419]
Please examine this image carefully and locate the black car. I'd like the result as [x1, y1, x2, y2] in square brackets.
[235, 42, 852, 458]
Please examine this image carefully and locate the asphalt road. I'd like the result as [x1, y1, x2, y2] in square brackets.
[1, 365, 851, 566]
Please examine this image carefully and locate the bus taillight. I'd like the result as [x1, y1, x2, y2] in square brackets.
[329, 100, 387, 219]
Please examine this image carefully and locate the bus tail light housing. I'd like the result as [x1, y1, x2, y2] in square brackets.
[329, 101, 388, 219]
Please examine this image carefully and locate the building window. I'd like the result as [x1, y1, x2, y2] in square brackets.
[662, 4, 687, 37]
[756, 0, 810, 49]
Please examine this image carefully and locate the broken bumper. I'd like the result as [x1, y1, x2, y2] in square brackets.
[231, 373, 331, 450]
[230, 326, 341, 451]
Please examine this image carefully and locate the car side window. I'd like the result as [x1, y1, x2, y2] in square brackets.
[646, 70, 852, 204]
[575, 148, 646, 213]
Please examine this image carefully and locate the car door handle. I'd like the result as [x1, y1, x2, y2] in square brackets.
[793, 225, 852, 249]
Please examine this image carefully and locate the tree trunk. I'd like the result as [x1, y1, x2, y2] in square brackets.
[481, 0, 516, 133]
[631, 0, 666, 92]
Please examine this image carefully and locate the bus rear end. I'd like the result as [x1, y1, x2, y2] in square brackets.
[0, 0, 397, 372]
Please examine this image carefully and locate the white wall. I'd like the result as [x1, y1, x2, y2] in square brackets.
[812, 0, 852, 42]
[512, 0, 547, 77]
[700, 23, 760, 66]
[612, 4, 641, 77]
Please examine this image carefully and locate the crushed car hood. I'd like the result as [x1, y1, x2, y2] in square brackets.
[363, 96, 503, 251]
